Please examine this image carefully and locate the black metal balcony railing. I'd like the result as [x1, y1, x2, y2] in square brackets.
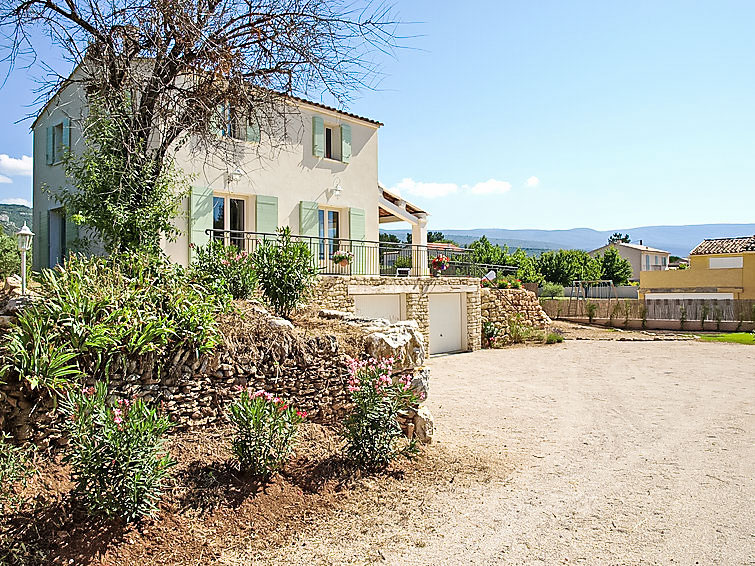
[206, 230, 517, 278]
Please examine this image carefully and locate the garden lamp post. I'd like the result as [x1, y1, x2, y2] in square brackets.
[15, 223, 34, 295]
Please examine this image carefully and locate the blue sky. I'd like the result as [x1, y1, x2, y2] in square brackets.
[1, 1, 754, 231]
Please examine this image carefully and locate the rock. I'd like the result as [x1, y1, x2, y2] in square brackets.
[412, 405, 434, 444]
[3, 275, 21, 294]
[407, 367, 430, 401]
[0, 315, 15, 328]
[363, 320, 426, 372]
[269, 317, 294, 329]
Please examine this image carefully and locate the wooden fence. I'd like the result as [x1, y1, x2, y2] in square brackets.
[540, 298, 755, 323]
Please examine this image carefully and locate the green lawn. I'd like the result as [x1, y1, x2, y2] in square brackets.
[699, 332, 755, 345]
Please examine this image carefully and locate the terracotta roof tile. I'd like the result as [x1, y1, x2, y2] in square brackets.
[690, 235, 755, 255]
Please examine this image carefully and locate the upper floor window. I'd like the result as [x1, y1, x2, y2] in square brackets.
[212, 104, 260, 143]
[312, 117, 351, 163]
[45, 117, 71, 165]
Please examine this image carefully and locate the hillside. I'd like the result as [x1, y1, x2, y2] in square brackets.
[0, 203, 33, 236]
[381, 223, 755, 257]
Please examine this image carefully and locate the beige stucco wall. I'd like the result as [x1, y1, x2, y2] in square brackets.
[639, 252, 755, 299]
[32, 80, 381, 269]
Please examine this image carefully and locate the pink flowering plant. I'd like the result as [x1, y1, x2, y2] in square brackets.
[61, 382, 174, 522]
[343, 357, 419, 471]
[191, 241, 257, 299]
[228, 389, 306, 480]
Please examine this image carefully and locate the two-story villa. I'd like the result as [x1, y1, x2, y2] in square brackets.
[639, 236, 755, 299]
[588, 241, 671, 282]
[31, 72, 429, 274]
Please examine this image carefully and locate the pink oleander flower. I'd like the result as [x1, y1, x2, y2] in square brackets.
[296, 410, 307, 418]
[82, 386, 95, 396]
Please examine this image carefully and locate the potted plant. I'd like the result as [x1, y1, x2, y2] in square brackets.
[430, 254, 449, 276]
[332, 250, 354, 267]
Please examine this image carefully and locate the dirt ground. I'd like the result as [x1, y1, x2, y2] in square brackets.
[246, 340, 755, 565]
[6, 339, 753, 565]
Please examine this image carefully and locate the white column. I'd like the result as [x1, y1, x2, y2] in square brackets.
[411, 215, 428, 277]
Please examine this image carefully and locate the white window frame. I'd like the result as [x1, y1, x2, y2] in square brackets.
[212, 193, 248, 249]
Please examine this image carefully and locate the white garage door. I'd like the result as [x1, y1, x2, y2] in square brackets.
[428, 293, 463, 354]
[353, 294, 402, 322]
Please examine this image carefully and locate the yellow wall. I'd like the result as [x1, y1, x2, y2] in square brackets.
[639, 252, 755, 299]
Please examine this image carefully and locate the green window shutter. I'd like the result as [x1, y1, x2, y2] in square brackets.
[210, 104, 225, 136]
[312, 116, 325, 158]
[189, 186, 214, 255]
[340, 124, 352, 163]
[45, 126, 53, 165]
[349, 207, 366, 240]
[349, 207, 367, 274]
[246, 119, 260, 143]
[255, 195, 278, 234]
[35, 208, 49, 270]
[299, 201, 319, 237]
[64, 216, 78, 254]
[62, 117, 71, 151]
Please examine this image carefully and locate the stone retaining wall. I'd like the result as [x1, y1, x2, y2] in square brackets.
[481, 288, 551, 332]
[308, 276, 482, 352]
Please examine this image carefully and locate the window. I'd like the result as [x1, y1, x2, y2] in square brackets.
[324, 126, 341, 160]
[212, 195, 246, 249]
[325, 127, 332, 159]
[645, 255, 650, 271]
[318, 209, 339, 259]
[662, 256, 667, 267]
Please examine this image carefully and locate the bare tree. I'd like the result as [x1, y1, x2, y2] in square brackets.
[0, 0, 399, 178]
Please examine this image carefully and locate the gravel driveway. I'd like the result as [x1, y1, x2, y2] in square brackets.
[252, 340, 755, 565]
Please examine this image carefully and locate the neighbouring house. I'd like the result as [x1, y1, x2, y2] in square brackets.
[639, 235, 755, 299]
[588, 241, 671, 282]
[31, 68, 529, 354]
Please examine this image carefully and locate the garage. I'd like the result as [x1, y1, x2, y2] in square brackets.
[428, 293, 464, 354]
[353, 294, 402, 323]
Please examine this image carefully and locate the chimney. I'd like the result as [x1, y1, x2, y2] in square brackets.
[639, 239, 643, 245]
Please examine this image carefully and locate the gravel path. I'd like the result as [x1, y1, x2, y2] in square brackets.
[248, 341, 755, 565]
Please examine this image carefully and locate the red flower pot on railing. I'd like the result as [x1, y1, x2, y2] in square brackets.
[430, 254, 450, 276]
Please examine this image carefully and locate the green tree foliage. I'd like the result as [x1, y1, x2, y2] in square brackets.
[469, 236, 506, 265]
[379, 233, 401, 243]
[0, 227, 20, 279]
[608, 232, 631, 244]
[252, 227, 317, 318]
[56, 102, 189, 254]
[536, 249, 602, 286]
[599, 246, 633, 285]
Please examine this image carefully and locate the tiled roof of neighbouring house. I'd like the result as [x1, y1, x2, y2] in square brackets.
[690, 235, 755, 255]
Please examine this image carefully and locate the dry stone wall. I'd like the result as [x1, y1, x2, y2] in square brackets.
[481, 288, 551, 333]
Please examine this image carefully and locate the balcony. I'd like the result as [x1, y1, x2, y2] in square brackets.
[207, 230, 516, 279]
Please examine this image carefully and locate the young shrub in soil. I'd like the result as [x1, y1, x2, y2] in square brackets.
[228, 390, 306, 480]
[61, 382, 175, 522]
[0, 432, 34, 512]
[545, 331, 564, 344]
[191, 241, 257, 299]
[482, 320, 502, 348]
[585, 301, 598, 324]
[252, 227, 317, 318]
[343, 357, 418, 472]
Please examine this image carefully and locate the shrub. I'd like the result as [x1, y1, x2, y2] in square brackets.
[482, 320, 502, 348]
[0, 253, 223, 390]
[0, 227, 20, 279]
[506, 313, 536, 344]
[61, 382, 174, 521]
[679, 306, 687, 329]
[545, 331, 564, 344]
[622, 300, 632, 327]
[540, 282, 563, 298]
[228, 389, 306, 480]
[343, 357, 418, 471]
[640, 304, 648, 329]
[192, 241, 256, 299]
[394, 254, 412, 270]
[253, 227, 317, 318]
[0, 432, 34, 511]
[585, 301, 598, 324]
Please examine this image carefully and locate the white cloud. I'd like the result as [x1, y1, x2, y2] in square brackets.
[526, 176, 540, 188]
[0, 154, 32, 177]
[0, 198, 32, 207]
[464, 179, 512, 195]
[0, 175, 11, 184]
[392, 178, 459, 199]
[389, 177, 512, 199]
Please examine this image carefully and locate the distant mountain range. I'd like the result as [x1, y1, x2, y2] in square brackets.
[381, 224, 755, 258]
[0, 204, 33, 236]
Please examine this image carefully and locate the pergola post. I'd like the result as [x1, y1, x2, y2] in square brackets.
[411, 214, 429, 277]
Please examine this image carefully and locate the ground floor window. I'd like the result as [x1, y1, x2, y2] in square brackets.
[318, 209, 339, 259]
[213, 195, 246, 250]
